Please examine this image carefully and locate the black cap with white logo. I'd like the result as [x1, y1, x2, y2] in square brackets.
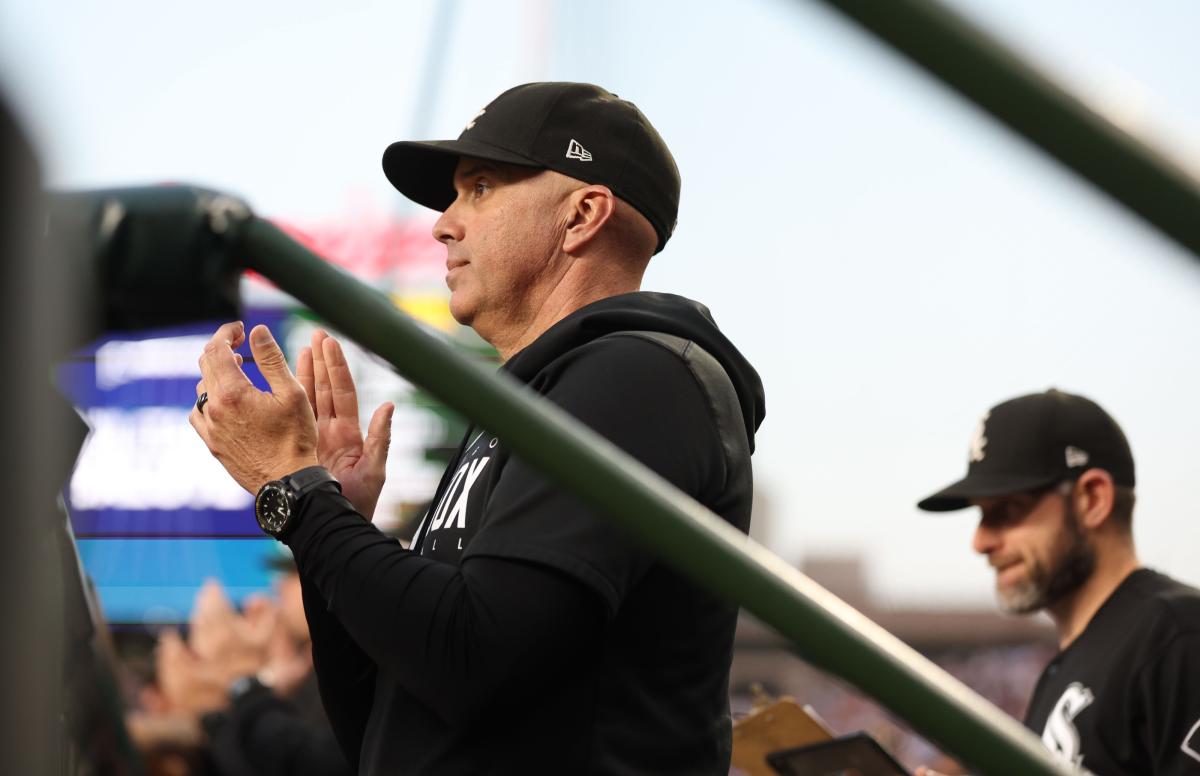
[917, 389, 1136, 512]
[382, 81, 681, 254]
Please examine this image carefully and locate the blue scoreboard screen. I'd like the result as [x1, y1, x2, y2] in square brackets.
[58, 309, 291, 624]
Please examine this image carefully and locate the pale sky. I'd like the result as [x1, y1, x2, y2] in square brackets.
[3, 0, 1199, 609]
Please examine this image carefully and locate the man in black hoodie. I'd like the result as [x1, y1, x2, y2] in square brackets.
[191, 82, 766, 775]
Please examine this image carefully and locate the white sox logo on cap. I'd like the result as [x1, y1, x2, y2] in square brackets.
[464, 108, 486, 132]
[969, 411, 989, 463]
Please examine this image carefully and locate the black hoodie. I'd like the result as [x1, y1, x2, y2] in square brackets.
[286, 291, 765, 775]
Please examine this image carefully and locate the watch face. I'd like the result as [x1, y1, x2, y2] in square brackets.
[255, 482, 294, 536]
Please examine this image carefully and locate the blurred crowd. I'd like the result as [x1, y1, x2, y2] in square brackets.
[120, 560, 352, 776]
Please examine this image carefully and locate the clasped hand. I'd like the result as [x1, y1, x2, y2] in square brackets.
[191, 321, 393, 520]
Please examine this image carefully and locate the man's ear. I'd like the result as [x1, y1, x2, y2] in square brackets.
[562, 185, 615, 254]
[1074, 468, 1115, 530]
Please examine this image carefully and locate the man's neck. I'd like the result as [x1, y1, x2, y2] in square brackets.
[492, 264, 642, 361]
[1047, 547, 1140, 650]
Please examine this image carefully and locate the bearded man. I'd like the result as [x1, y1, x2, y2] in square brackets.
[917, 389, 1200, 776]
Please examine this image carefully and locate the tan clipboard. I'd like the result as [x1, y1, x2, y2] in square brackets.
[732, 693, 835, 776]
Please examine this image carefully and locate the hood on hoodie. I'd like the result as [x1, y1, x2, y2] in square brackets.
[503, 291, 765, 452]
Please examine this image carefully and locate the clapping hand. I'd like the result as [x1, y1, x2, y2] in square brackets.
[296, 330, 394, 520]
[189, 580, 275, 677]
[155, 629, 229, 716]
[190, 322, 319, 494]
[155, 581, 282, 715]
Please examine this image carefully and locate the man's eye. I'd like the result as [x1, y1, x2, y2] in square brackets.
[1003, 499, 1034, 524]
[473, 180, 489, 197]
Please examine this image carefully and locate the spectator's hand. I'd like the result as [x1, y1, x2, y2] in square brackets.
[264, 626, 315, 697]
[296, 330, 393, 520]
[915, 768, 951, 776]
[155, 629, 229, 715]
[191, 322, 319, 494]
[128, 682, 205, 757]
[188, 580, 275, 683]
[125, 708, 204, 753]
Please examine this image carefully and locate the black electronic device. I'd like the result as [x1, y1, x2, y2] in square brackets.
[767, 732, 911, 776]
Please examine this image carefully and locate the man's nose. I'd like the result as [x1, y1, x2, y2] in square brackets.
[972, 519, 1000, 556]
[433, 200, 464, 244]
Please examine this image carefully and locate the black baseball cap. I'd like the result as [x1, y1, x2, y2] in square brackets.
[917, 389, 1136, 512]
[382, 81, 680, 254]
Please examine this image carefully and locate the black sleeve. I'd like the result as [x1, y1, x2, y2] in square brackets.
[285, 492, 606, 729]
[299, 574, 375, 770]
[464, 336, 724, 615]
[1139, 631, 1200, 774]
[204, 683, 354, 776]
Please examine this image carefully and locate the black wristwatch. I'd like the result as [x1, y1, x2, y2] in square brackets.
[254, 466, 339, 539]
[228, 672, 271, 705]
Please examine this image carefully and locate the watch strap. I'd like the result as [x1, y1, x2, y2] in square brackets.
[227, 674, 266, 705]
[282, 465, 340, 499]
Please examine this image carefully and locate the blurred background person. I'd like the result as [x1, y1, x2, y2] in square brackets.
[916, 389, 1200, 775]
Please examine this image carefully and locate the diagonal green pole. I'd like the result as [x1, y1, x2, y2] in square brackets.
[238, 216, 1078, 776]
[810, 0, 1200, 260]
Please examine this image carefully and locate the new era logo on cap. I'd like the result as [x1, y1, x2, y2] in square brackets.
[565, 139, 592, 162]
[1065, 446, 1089, 468]
[1182, 717, 1200, 764]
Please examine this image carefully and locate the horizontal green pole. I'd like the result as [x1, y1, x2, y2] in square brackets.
[814, 0, 1200, 260]
[238, 217, 1076, 776]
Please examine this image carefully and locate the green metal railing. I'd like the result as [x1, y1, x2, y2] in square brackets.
[813, 0, 1200, 261]
[238, 217, 1072, 775]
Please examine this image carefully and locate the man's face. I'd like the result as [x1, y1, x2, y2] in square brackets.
[971, 484, 1096, 614]
[431, 157, 575, 342]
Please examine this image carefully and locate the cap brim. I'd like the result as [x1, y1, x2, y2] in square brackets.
[382, 138, 544, 212]
[917, 472, 1063, 512]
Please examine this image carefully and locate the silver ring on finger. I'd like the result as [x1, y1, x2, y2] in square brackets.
[196, 391, 209, 415]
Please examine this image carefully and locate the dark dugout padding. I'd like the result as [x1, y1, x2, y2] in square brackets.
[0, 85, 67, 776]
[45, 185, 246, 333]
[1, 138, 250, 771]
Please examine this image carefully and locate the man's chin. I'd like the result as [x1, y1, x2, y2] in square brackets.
[447, 295, 476, 327]
[995, 581, 1045, 614]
